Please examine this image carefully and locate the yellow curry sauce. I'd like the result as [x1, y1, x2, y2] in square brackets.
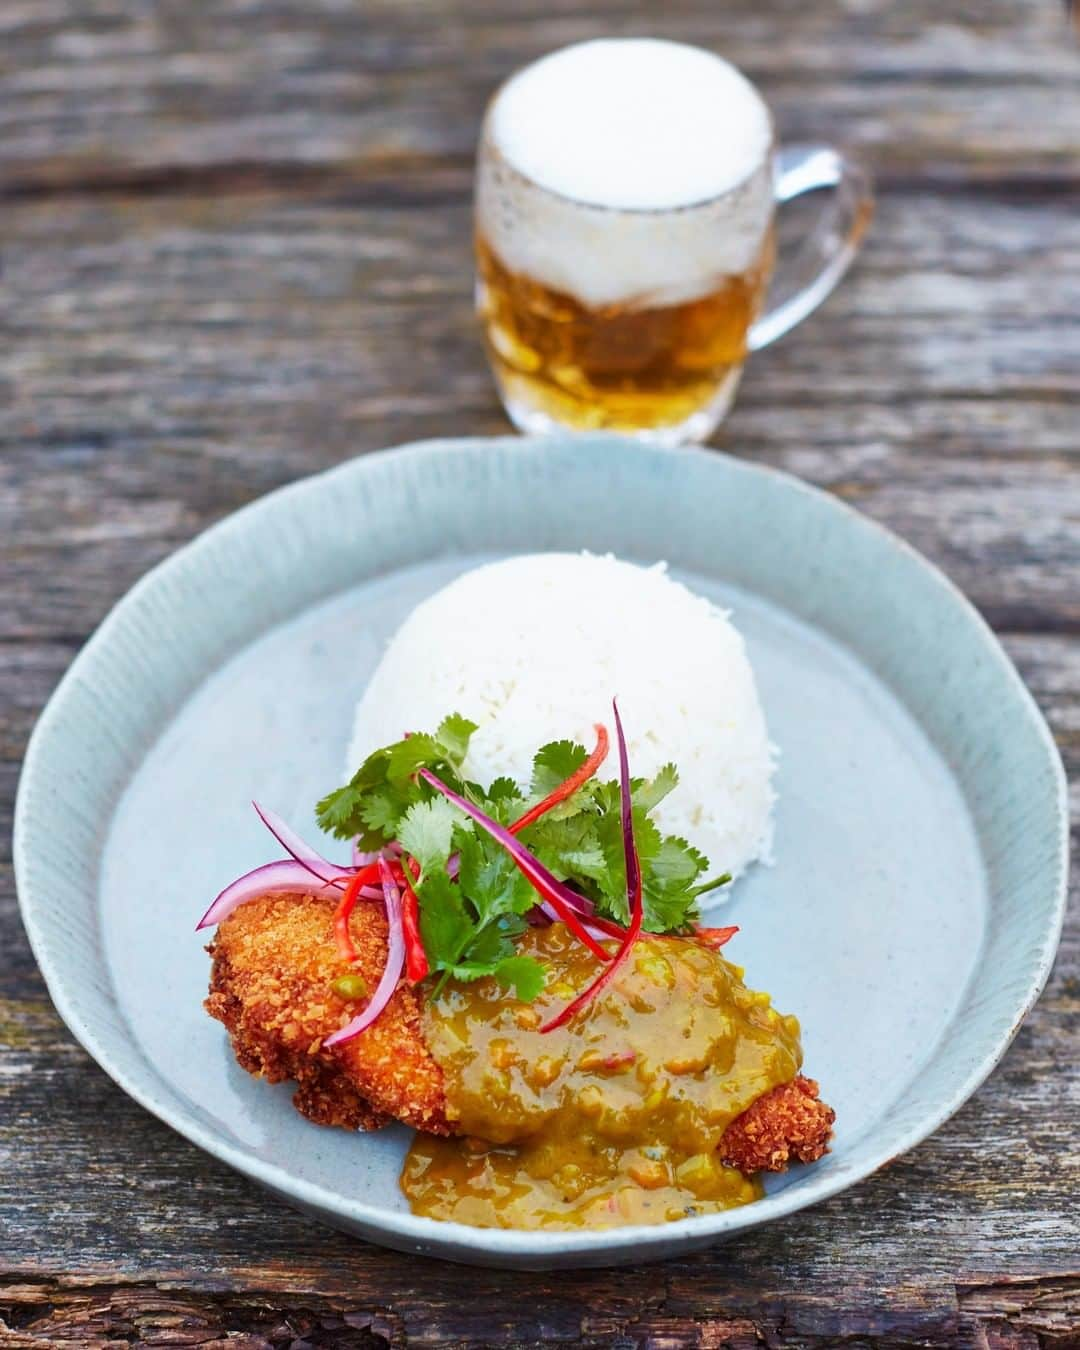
[400, 924, 802, 1229]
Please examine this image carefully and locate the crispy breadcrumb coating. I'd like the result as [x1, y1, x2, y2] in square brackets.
[205, 892, 450, 1134]
[206, 892, 833, 1173]
[718, 1075, 835, 1172]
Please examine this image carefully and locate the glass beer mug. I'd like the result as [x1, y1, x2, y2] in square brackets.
[475, 39, 873, 445]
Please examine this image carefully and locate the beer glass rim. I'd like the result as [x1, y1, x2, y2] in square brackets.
[479, 91, 776, 220]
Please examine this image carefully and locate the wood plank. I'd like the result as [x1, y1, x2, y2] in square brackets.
[2, 0, 1080, 190]
[0, 1270, 1076, 1347]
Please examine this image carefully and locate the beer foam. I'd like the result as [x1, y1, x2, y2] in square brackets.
[478, 40, 775, 308]
[490, 40, 772, 212]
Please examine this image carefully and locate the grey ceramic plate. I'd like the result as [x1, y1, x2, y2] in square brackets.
[15, 436, 1067, 1269]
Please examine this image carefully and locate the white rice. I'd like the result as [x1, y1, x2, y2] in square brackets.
[346, 553, 775, 887]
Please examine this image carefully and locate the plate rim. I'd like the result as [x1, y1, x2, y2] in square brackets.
[14, 434, 1069, 1264]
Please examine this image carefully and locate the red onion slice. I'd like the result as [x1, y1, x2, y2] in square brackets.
[324, 858, 405, 1046]
[196, 859, 346, 930]
[537, 897, 625, 942]
[613, 699, 642, 916]
[252, 801, 351, 887]
[545, 889, 596, 917]
[529, 904, 613, 948]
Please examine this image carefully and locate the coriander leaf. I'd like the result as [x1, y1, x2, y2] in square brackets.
[486, 776, 524, 803]
[459, 920, 515, 967]
[529, 813, 600, 851]
[494, 955, 546, 1001]
[348, 747, 393, 791]
[559, 846, 609, 880]
[649, 834, 707, 890]
[642, 881, 701, 934]
[445, 962, 499, 983]
[456, 828, 535, 922]
[397, 797, 458, 877]
[480, 792, 523, 828]
[445, 916, 537, 988]
[530, 814, 609, 884]
[386, 734, 445, 786]
[630, 809, 662, 865]
[593, 809, 663, 925]
[359, 786, 404, 835]
[530, 739, 587, 796]
[315, 782, 368, 839]
[633, 763, 679, 814]
[435, 713, 477, 766]
[497, 912, 529, 942]
[596, 807, 662, 880]
[315, 738, 426, 842]
[522, 791, 594, 826]
[416, 871, 473, 972]
[638, 836, 712, 933]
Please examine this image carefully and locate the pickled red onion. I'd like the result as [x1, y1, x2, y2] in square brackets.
[196, 859, 349, 931]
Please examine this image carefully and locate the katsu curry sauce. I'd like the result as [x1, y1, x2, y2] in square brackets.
[401, 924, 802, 1229]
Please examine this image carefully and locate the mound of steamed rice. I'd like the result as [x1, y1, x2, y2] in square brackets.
[346, 553, 775, 889]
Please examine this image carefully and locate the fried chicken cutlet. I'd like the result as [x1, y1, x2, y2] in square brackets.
[206, 891, 449, 1134]
[205, 891, 834, 1173]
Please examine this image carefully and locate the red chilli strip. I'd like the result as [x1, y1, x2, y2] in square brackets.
[333, 861, 380, 964]
[324, 860, 405, 1047]
[541, 698, 643, 1033]
[418, 769, 612, 964]
[394, 858, 430, 983]
[695, 925, 739, 949]
[510, 723, 609, 835]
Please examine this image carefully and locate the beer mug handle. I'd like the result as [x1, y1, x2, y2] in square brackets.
[748, 144, 873, 352]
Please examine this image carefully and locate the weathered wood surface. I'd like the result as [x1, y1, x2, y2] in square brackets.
[1, 0, 1079, 1345]
[2, 0, 1079, 189]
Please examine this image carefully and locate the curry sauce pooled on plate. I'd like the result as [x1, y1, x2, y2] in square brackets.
[201, 626, 834, 1232]
[403, 924, 802, 1228]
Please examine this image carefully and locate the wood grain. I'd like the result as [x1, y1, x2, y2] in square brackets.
[1, 0, 1078, 1344]
[2, 0, 1080, 191]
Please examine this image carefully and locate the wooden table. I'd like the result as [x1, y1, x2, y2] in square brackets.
[2, 2, 1078, 1344]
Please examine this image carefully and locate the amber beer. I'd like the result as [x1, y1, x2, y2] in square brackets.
[476, 228, 775, 438]
[474, 39, 779, 442]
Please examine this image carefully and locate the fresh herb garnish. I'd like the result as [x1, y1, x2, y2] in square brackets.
[316, 714, 729, 998]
